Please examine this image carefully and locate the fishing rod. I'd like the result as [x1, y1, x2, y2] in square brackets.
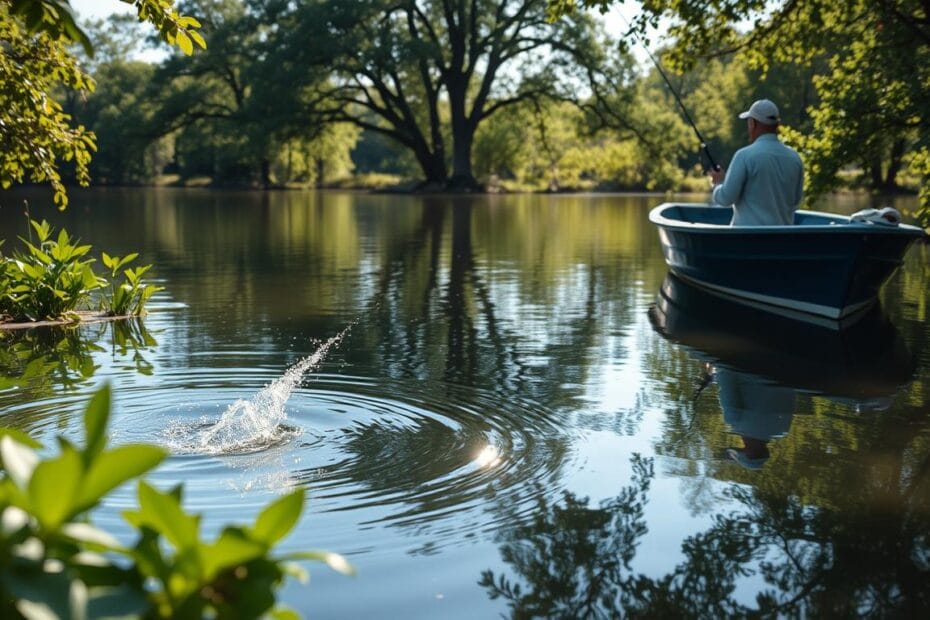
[621, 17, 721, 172]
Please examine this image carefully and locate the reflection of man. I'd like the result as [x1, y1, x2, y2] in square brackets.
[709, 99, 804, 226]
[716, 366, 795, 469]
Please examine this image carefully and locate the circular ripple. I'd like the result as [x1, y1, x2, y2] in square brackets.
[2, 364, 576, 553]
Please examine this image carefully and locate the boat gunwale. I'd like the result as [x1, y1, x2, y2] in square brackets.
[649, 203, 927, 237]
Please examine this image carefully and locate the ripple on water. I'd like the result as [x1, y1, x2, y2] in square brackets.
[97, 375, 574, 551]
[4, 325, 575, 552]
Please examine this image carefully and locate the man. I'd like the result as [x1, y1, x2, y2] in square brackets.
[709, 99, 804, 226]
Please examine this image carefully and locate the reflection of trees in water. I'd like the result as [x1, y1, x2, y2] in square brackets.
[300, 197, 651, 538]
[481, 456, 662, 619]
[0, 319, 156, 429]
[363, 197, 646, 420]
[482, 450, 930, 617]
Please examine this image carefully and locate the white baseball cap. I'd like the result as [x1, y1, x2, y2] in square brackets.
[738, 99, 780, 125]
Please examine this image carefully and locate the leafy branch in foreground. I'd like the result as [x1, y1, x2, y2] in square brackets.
[7, 0, 205, 56]
[1, 1, 204, 210]
[0, 5, 96, 209]
[0, 385, 352, 619]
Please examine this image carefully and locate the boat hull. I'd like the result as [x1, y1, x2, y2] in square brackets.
[648, 273, 914, 402]
[650, 204, 926, 319]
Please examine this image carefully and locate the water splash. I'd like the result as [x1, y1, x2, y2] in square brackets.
[166, 327, 350, 456]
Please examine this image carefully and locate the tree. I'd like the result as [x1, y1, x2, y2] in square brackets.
[265, 0, 624, 190]
[142, 0, 357, 187]
[9, 0, 204, 54]
[1, 0, 204, 207]
[549, 0, 930, 223]
[0, 5, 95, 207]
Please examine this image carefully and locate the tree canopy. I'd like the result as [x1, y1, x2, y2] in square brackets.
[3, 0, 927, 212]
[261, 0, 639, 190]
[1, 0, 205, 207]
[549, 0, 930, 222]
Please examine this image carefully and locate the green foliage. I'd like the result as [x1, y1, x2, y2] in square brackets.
[0, 5, 96, 209]
[548, 0, 930, 223]
[0, 219, 162, 322]
[0, 385, 352, 619]
[9, 0, 205, 56]
[3, 220, 103, 321]
[0, 1, 204, 209]
[263, 0, 622, 187]
[127, 0, 358, 187]
[100, 252, 164, 316]
[68, 48, 168, 184]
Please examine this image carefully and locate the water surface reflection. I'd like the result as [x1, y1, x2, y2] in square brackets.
[0, 190, 927, 617]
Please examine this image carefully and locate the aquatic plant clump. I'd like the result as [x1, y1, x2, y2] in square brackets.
[0, 219, 162, 323]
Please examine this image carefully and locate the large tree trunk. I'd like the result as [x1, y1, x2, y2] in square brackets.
[449, 123, 477, 190]
[884, 139, 906, 191]
[414, 146, 448, 188]
[868, 155, 884, 190]
[260, 158, 271, 189]
[447, 75, 478, 191]
[315, 157, 325, 188]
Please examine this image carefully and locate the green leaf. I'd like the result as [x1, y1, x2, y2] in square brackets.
[61, 522, 122, 549]
[252, 489, 305, 546]
[0, 428, 42, 450]
[132, 481, 200, 550]
[201, 528, 266, 580]
[76, 445, 166, 513]
[190, 30, 207, 49]
[176, 31, 194, 55]
[117, 253, 138, 270]
[1, 435, 40, 489]
[269, 606, 301, 620]
[86, 585, 149, 619]
[30, 220, 50, 243]
[29, 445, 83, 529]
[84, 385, 110, 462]
[8, 570, 72, 620]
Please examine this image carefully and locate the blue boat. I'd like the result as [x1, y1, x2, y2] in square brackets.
[649, 203, 926, 320]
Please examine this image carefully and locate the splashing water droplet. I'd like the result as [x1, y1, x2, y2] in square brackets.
[166, 326, 351, 456]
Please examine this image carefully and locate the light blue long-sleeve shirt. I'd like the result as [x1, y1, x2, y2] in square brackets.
[711, 133, 804, 226]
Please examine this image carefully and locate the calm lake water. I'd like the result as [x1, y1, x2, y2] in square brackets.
[1, 189, 929, 617]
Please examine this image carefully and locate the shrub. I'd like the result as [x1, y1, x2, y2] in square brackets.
[3, 220, 103, 321]
[100, 253, 164, 317]
[0, 220, 163, 323]
[0, 385, 352, 619]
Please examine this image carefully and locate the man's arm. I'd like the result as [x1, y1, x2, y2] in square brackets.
[711, 150, 747, 206]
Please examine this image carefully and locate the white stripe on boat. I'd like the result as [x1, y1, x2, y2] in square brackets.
[672, 270, 875, 320]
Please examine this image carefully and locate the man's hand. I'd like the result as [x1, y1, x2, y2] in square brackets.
[709, 168, 726, 187]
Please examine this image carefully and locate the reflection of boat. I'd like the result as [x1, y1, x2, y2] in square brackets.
[649, 273, 914, 404]
[649, 203, 926, 319]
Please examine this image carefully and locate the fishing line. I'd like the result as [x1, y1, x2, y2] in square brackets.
[619, 14, 721, 171]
